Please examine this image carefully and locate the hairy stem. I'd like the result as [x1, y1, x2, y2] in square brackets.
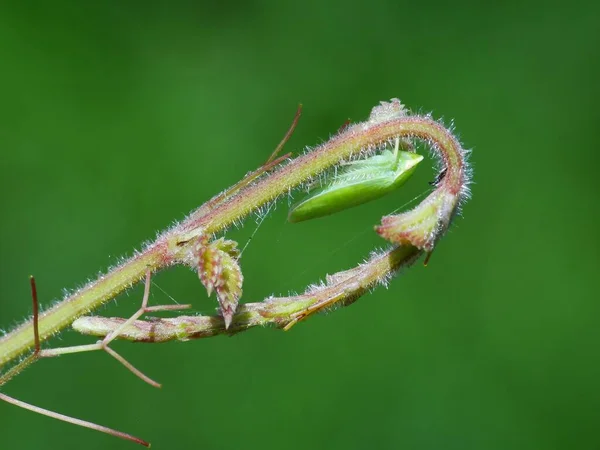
[0, 246, 165, 367]
[184, 116, 460, 234]
[0, 104, 467, 373]
[73, 245, 422, 342]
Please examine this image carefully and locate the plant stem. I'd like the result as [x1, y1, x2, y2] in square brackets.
[73, 245, 423, 342]
[0, 245, 165, 367]
[185, 117, 459, 235]
[0, 108, 466, 371]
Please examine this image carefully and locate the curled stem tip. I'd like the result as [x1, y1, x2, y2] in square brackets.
[0, 98, 470, 447]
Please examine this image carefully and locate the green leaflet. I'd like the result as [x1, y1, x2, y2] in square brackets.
[288, 139, 423, 223]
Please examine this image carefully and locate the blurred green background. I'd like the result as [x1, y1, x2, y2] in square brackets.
[1, 1, 599, 449]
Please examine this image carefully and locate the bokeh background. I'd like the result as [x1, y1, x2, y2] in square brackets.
[1, 1, 599, 449]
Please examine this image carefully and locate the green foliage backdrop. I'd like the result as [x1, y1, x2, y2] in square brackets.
[1, 1, 598, 449]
